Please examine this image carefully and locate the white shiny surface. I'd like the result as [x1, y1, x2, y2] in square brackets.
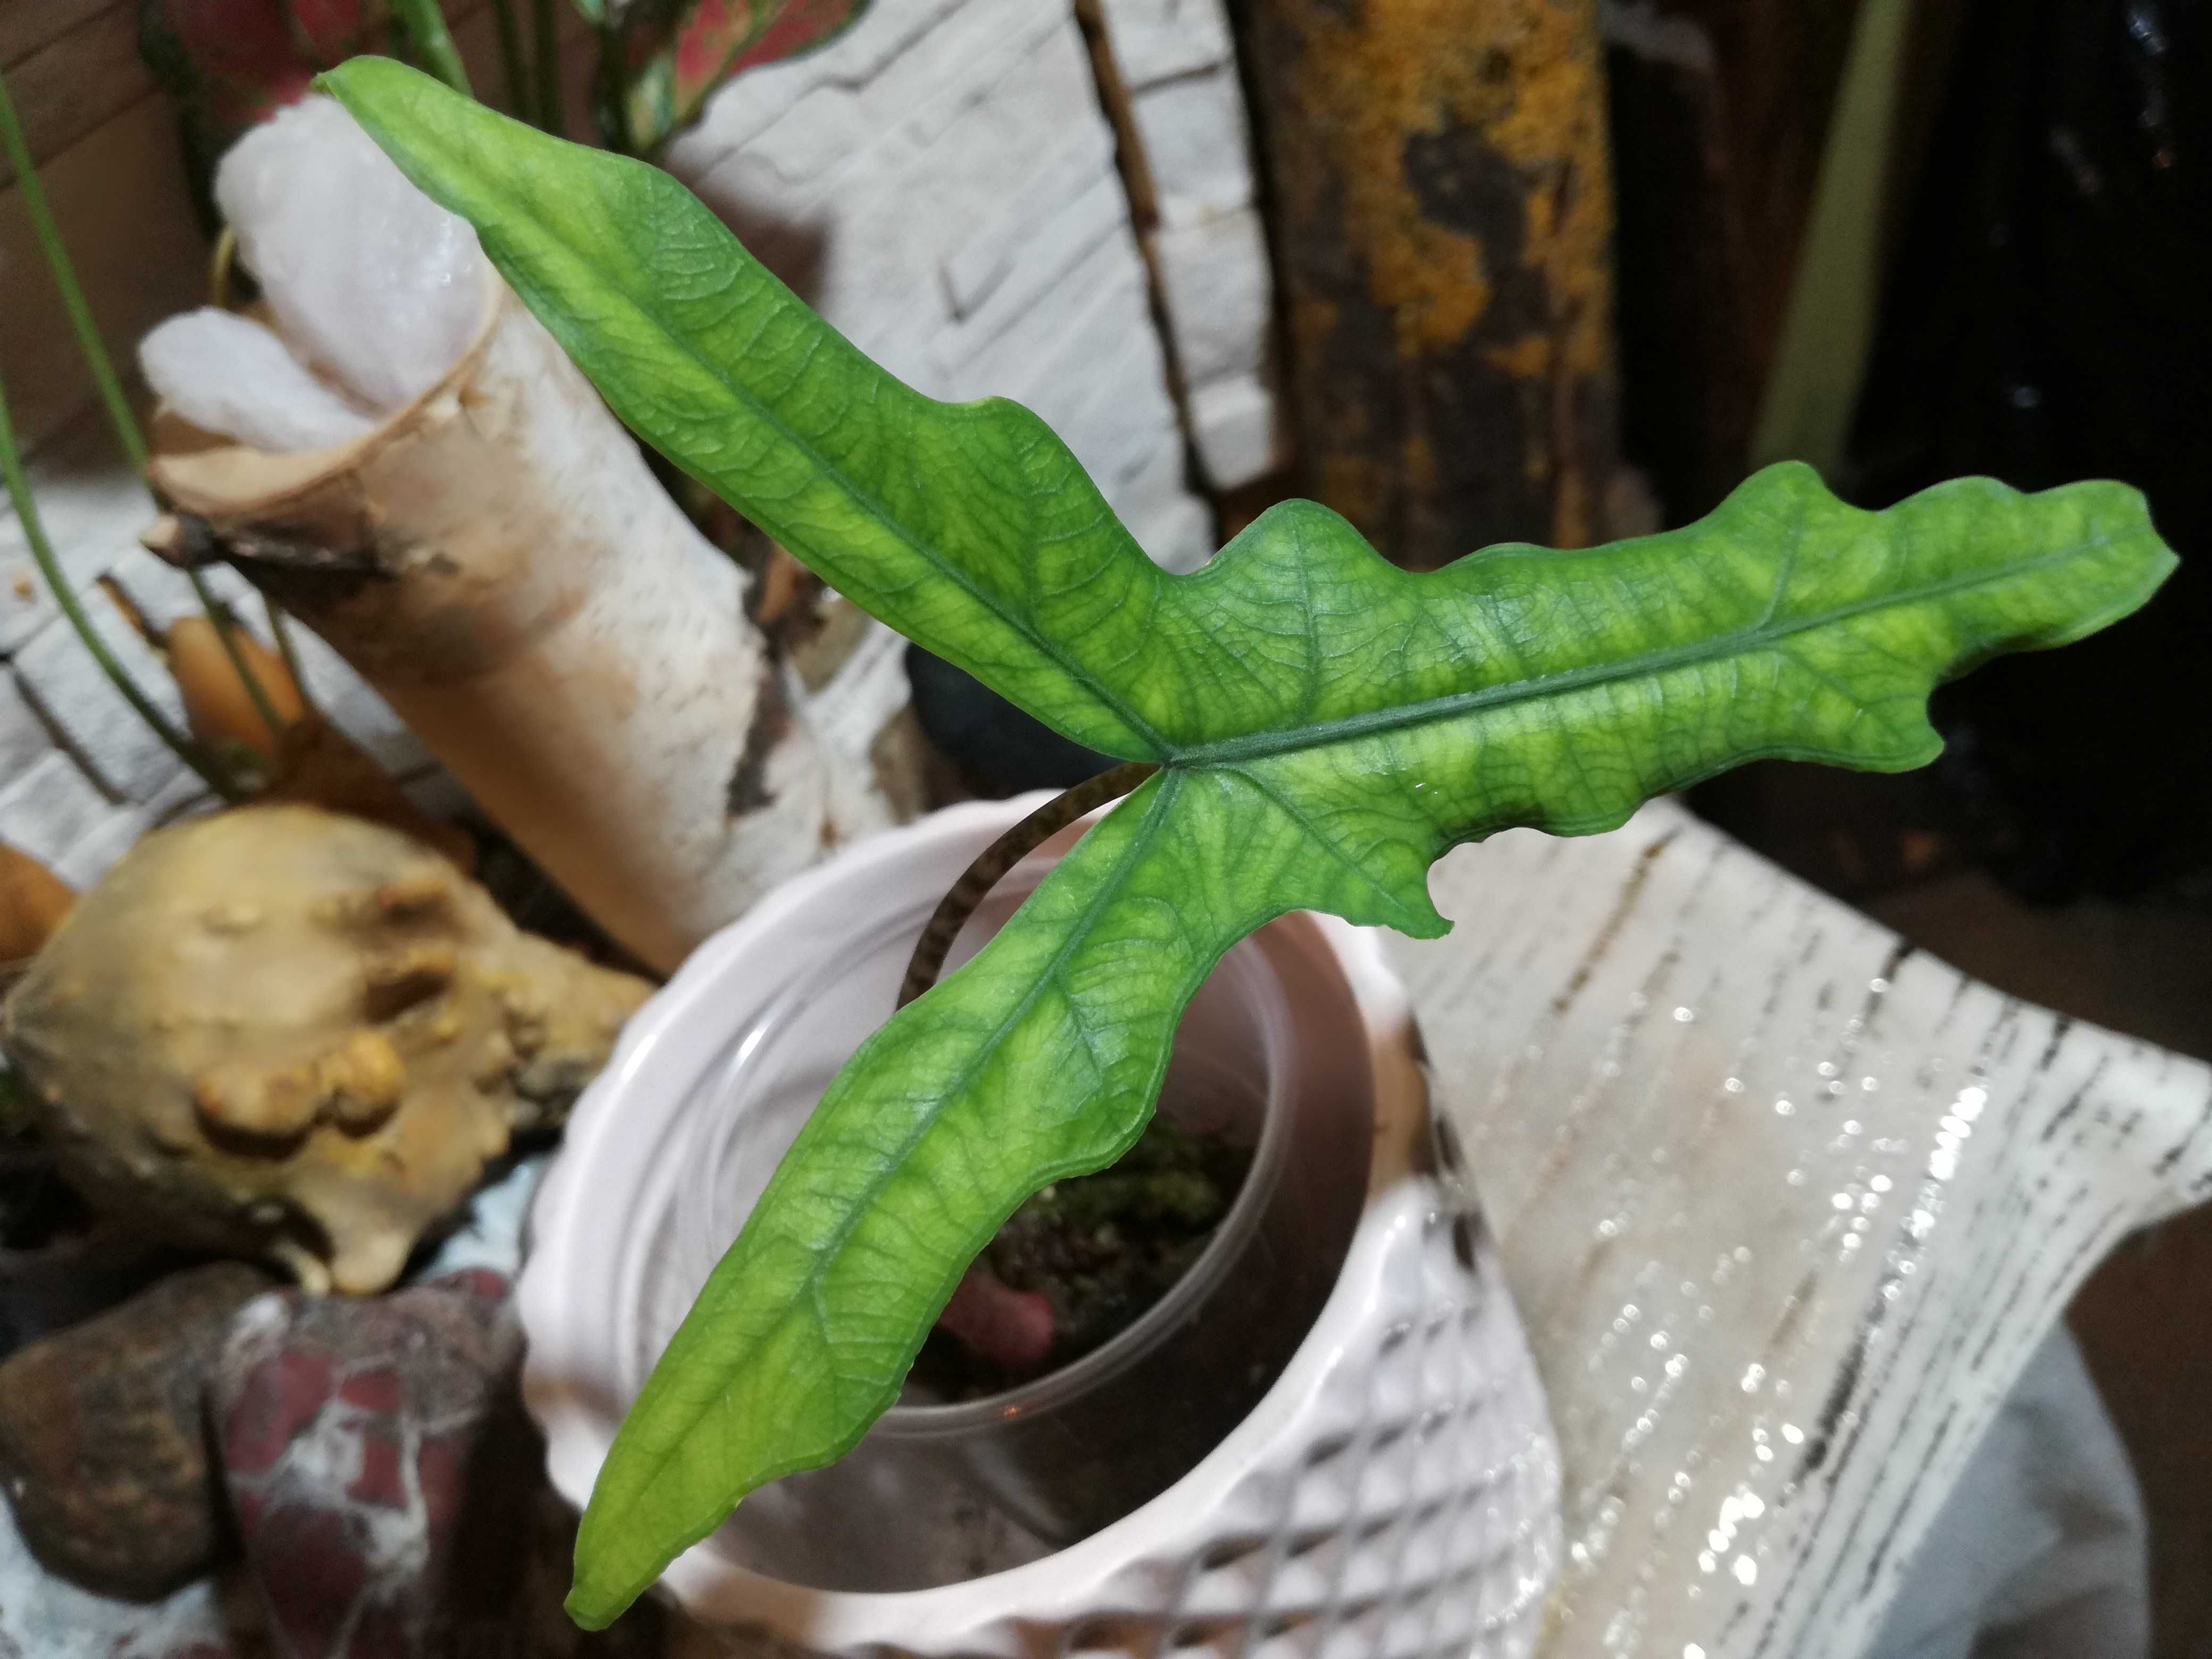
[1395, 799, 2211, 1659]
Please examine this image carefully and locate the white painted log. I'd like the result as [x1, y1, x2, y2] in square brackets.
[150, 272, 881, 973]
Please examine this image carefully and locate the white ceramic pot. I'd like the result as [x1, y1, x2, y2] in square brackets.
[520, 796, 1563, 1656]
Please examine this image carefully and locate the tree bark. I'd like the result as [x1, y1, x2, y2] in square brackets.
[1234, 0, 1624, 566]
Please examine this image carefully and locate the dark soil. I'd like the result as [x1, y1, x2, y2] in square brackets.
[910, 1115, 1253, 1402]
[0, 1107, 89, 1254]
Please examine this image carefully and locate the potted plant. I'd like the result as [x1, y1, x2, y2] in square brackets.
[241, 57, 2174, 1642]
[518, 793, 1563, 1656]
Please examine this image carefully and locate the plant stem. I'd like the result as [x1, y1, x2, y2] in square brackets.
[207, 226, 240, 311]
[490, 0, 530, 119]
[188, 571, 288, 740]
[0, 376, 238, 803]
[264, 596, 315, 715]
[389, 0, 474, 97]
[533, 0, 566, 135]
[897, 761, 1160, 1008]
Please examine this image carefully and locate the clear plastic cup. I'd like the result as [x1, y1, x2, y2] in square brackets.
[632, 843, 1376, 1593]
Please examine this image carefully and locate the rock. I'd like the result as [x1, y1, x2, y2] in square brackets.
[213, 1269, 663, 1658]
[3, 806, 652, 1294]
[0, 1261, 278, 1599]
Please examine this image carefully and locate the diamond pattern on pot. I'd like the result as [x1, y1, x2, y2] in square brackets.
[1017, 1186, 1560, 1659]
[669, 1182, 1560, 1659]
[520, 801, 1559, 1658]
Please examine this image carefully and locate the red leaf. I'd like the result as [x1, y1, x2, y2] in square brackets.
[629, 0, 871, 149]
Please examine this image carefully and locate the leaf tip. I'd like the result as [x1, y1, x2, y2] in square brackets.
[313, 52, 409, 104]
[565, 1544, 643, 1632]
[563, 1588, 618, 1632]
[317, 53, 481, 140]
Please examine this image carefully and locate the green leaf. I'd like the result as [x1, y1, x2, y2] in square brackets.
[319, 60, 2179, 1628]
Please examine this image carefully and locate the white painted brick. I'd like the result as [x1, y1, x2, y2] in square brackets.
[145, 763, 218, 826]
[0, 750, 124, 880]
[660, 0, 1211, 569]
[1152, 206, 1275, 387]
[0, 669, 58, 782]
[1190, 372, 1287, 491]
[1093, 0, 1236, 88]
[99, 544, 206, 635]
[52, 801, 151, 889]
[1131, 493, 1214, 574]
[941, 127, 1117, 317]
[0, 405, 153, 655]
[745, 82, 867, 188]
[14, 588, 191, 806]
[284, 625, 433, 777]
[964, 239, 1145, 418]
[864, 0, 1071, 156]
[1090, 0, 1287, 496]
[677, 0, 971, 160]
[1127, 66, 1254, 227]
[1118, 435, 1196, 526]
[1061, 323, 1187, 490]
[933, 172, 1130, 380]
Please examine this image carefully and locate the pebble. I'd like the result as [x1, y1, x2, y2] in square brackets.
[0, 1261, 276, 1599]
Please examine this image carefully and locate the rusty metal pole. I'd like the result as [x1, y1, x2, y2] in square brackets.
[1236, 0, 1624, 566]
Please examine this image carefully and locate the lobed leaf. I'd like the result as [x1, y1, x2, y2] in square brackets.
[321, 60, 2179, 1629]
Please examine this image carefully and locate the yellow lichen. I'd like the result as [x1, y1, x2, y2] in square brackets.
[1284, 0, 1613, 369]
[1277, 0, 1616, 547]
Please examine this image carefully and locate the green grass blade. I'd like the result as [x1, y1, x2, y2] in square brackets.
[0, 376, 238, 803]
[0, 69, 145, 474]
[388, 0, 474, 96]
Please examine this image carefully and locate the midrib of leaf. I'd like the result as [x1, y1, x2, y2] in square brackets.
[1167, 533, 2114, 769]
[601, 770, 1186, 1503]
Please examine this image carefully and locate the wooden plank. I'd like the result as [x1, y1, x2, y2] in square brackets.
[0, 97, 208, 456]
[0, 0, 601, 458]
[1, 3, 154, 183]
[1602, 0, 1865, 521]
[0, 0, 116, 69]
[0, 0, 522, 183]
[4, 0, 504, 66]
